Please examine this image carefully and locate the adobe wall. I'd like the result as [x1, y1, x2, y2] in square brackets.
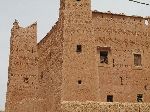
[37, 20, 63, 112]
[60, 0, 99, 102]
[92, 12, 150, 102]
[5, 21, 39, 112]
[12, 98, 45, 112]
[61, 101, 150, 112]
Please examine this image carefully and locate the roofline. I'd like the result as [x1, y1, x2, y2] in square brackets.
[92, 11, 150, 19]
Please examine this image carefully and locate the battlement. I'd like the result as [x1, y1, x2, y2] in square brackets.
[12, 20, 37, 31]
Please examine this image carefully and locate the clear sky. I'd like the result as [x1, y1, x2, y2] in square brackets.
[0, 0, 150, 110]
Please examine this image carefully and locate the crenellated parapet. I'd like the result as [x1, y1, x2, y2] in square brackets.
[5, 20, 39, 112]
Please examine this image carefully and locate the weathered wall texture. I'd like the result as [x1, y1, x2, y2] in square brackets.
[5, 0, 150, 111]
[93, 12, 150, 102]
[60, 0, 99, 102]
[13, 98, 45, 112]
[5, 21, 39, 112]
[61, 101, 150, 112]
[37, 20, 63, 112]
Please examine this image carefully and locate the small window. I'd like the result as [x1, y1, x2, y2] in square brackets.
[134, 54, 141, 66]
[137, 94, 143, 102]
[78, 80, 82, 84]
[76, 45, 82, 52]
[23, 77, 29, 83]
[107, 95, 113, 102]
[100, 51, 108, 64]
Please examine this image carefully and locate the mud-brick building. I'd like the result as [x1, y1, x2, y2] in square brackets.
[5, 0, 150, 112]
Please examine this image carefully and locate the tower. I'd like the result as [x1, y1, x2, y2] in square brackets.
[60, 0, 99, 101]
[5, 20, 38, 112]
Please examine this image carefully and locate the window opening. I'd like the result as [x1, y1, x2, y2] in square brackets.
[100, 51, 108, 64]
[137, 94, 143, 102]
[76, 45, 82, 52]
[107, 95, 113, 102]
[41, 72, 44, 79]
[78, 80, 82, 84]
[134, 54, 141, 66]
[23, 77, 29, 83]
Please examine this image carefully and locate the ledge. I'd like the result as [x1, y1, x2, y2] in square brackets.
[61, 101, 150, 112]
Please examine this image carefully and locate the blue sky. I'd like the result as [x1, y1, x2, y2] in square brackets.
[0, 0, 150, 110]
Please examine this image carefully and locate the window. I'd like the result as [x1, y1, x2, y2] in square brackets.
[134, 54, 141, 66]
[97, 46, 110, 65]
[40, 71, 44, 79]
[32, 48, 34, 53]
[23, 77, 29, 83]
[76, 45, 82, 52]
[78, 80, 82, 84]
[100, 51, 108, 64]
[107, 95, 113, 102]
[137, 94, 143, 102]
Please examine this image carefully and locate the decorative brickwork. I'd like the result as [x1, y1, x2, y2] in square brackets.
[5, 0, 150, 112]
[61, 101, 150, 112]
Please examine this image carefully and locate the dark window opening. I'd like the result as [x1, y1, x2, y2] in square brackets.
[134, 54, 141, 66]
[100, 51, 108, 64]
[76, 45, 82, 52]
[41, 72, 44, 79]
[23, 77, 29, 83]
[78, 80, 82, 84]
[107, 95, 113, 102]
[32, 48, 34, 53]
[137, 94, 143, 102]
[120, 77, 123, 85]
[77, 0, 81, 1]
[40, 74, 43, 79]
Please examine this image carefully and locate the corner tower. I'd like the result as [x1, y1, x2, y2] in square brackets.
[60, 0, 99, 101]
[5, 20, 38, 112]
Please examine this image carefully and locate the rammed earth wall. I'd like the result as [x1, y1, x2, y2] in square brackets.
[5, 0, 150, 112]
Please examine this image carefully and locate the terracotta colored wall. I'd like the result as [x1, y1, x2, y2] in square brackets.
[37, 20, 63, 112]
[93, 12, 150, 102]
[5, 0, 150, 111]
[60, 0, 99, 102]
[5, 21, 38, 112]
